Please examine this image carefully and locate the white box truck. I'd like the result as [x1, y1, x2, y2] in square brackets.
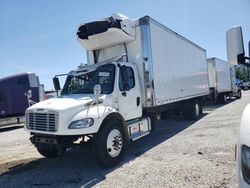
[207, 57, 241, 103]
[25, 14, 209, 167]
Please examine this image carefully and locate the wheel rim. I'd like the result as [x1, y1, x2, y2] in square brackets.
[106, 129, 123, 157]
[195, 103, 199, 117]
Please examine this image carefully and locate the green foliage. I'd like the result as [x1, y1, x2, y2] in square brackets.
[235, 66, 249, 82]
[78, 63, 85, 69]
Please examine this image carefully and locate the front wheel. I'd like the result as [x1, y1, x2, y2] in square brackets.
[92, 120, 126, 167]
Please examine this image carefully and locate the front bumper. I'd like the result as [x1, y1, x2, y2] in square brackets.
[30, 133, 80, 149]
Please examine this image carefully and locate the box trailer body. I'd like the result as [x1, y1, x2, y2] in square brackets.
[207, 58, 232, 93]
[207, 57, 241, 103]
[85, 16, 209, 108]
[0, 73, 44, 118]
[25, 14, 209, 167]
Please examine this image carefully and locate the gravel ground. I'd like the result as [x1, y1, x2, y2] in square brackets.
[0, 91, 249, 188]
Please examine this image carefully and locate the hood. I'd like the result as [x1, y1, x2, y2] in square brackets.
[27, 95, 93, 112]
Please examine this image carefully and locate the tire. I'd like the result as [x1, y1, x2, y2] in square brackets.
[217, 93, 227, 104]
[199, 101, 203, 116]
[236, 90, 242, 99]
[92, 120, 126, 167]
[184, 100, 201, 120]
[36, 146, 66, 158]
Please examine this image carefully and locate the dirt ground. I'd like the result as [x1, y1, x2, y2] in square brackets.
[0, 91, 249, 188]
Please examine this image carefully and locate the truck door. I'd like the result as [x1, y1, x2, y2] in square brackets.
[118, 65, 142, 121]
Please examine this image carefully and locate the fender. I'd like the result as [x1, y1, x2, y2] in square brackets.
[98, 112, 129, 142]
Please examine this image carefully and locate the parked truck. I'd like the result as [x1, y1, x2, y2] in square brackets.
[207, 57, 241, 103]
[24, 14, 209, 167]
[226, 26, 250, 188]
[0, 73, 44, 119]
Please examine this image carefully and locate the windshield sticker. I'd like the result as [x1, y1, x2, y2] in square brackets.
[99, 72, 110, 77]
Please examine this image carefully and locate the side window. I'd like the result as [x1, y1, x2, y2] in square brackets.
[119, 66, 135, 91]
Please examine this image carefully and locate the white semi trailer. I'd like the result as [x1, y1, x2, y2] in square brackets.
[25, 14, 209, 167]
[207, 57, 241, 103]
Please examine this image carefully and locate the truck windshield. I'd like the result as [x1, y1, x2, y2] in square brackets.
[61, 64, 115, 95]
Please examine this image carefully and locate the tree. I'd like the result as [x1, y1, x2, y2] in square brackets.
[235, 65, 249, 82]
[78, 63, 85, 69]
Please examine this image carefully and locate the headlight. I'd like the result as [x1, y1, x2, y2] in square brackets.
[68, 118, 94, 129]
[242, 145, 250, 184]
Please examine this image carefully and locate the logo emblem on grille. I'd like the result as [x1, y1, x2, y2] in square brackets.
[36, 109, 44, 112]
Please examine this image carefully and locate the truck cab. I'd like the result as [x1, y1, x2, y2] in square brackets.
[25, 61, 151, 167]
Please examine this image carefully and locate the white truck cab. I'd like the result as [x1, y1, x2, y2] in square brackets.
[25, 61, 150, 167]
[26, 62, 142, 136]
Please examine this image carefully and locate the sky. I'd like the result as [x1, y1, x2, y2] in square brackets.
[0, 0, 250, 90]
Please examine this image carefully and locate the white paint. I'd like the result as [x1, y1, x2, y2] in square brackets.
[207, 58, 232, 93]
[149, 20, 209, 105]
[116, 63, 142, 120]
[25, 94, 117, 135]
[78, 28, 135, 50]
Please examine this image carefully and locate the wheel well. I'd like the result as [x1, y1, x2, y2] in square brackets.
[98, 112, 129, 141]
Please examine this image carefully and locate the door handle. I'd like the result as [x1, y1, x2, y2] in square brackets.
[136, 97, 140, 106]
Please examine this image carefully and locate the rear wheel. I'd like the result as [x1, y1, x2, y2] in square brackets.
[183, 100, 202, 120]
[36, 146, 66, 158]
[189, 101, 201, 120]
[92, 120, 126, 167]
[236, 90, 242, 99]
[217, 93, 227, 104]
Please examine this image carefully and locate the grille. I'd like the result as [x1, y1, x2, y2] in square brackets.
[27, 112, 58, 132]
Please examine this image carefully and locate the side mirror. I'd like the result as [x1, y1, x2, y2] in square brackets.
[120, 65, 129, 92]
[24, 90, 32, 99]
[53, 77, 61, 91]
[226, 26, 247, 65]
